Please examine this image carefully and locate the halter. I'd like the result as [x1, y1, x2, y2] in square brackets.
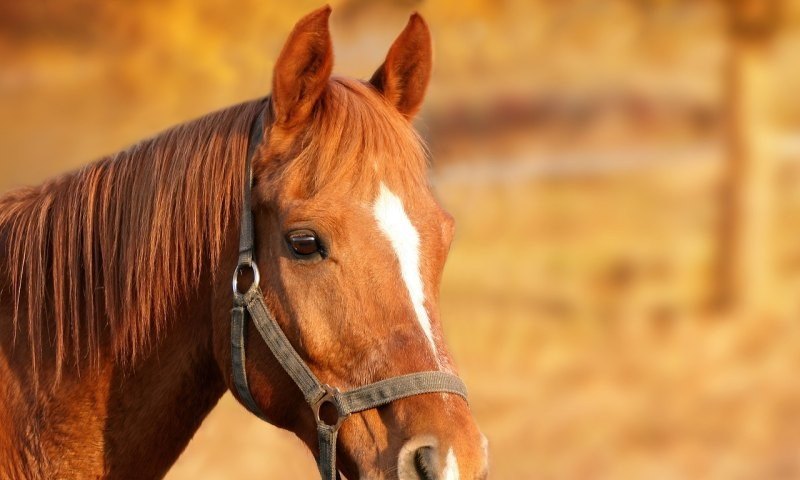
[230, 109, 468, 480]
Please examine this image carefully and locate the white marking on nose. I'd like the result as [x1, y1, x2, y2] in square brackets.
[373, 182, 437, 355]
[443, 447, 460, 480]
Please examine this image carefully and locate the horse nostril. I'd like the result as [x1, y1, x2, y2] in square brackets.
[413, 446, 439, 480]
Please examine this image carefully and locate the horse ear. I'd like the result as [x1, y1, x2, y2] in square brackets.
[272, 5, 333, 128]
[369, 13, 432, 119]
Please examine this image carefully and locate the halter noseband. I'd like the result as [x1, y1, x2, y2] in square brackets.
[230, 109, 468, 480]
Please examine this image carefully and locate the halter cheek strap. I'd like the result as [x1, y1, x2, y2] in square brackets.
[230, 110, 468, 480]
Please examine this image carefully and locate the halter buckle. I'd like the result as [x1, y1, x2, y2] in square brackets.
[232, 261, 261, 297]
[312, 385, 349, 431]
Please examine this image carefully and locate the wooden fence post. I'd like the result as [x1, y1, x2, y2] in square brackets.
[719, 0, 780, 314]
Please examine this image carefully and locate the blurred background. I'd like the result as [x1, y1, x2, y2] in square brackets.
[3, 0, 800, 478]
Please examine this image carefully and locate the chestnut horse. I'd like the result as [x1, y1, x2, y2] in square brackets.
[0, 6, 487, 479]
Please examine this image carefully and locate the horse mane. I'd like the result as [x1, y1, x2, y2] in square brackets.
[0, 77, 429, 382]
[0, 99, 263, 379]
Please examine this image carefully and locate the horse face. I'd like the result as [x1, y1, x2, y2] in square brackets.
[223, 8, 488, 479]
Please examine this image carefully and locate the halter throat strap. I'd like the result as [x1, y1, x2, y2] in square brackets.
[230, 108, 468, 480]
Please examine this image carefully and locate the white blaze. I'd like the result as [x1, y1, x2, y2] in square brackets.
[373, 182, 437, 354]
[443, 447, 460, 480]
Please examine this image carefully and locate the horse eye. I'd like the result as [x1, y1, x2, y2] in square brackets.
[286, 230, 321, 257]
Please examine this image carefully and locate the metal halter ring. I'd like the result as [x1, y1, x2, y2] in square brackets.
[312, 385, 349, 431]
[232, 261, 261, 296]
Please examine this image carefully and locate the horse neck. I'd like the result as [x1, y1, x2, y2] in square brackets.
[101, 283, 227, 478]
[0, 242, 227, 479]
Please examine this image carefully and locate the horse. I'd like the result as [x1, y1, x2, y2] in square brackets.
[0, 6, 488, 479]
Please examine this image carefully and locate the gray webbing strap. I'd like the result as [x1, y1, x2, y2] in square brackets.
[317, 372, 467, 480]
[240, 287, 326, 405]
[231, 107, 469, 480]
[337, 371, 467, 415]
[237, 110, 264, 267]
[230, 109, 269, 419]
[230, 305, 268, 420]
[317, 424, 339, 480]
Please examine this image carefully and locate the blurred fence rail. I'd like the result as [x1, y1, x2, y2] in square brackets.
[433, 135, 800, 184]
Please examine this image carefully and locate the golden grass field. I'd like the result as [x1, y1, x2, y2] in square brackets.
[3, 1, 800, 478]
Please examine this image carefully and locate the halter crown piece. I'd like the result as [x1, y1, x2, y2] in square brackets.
[230, 108, 469, 480]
